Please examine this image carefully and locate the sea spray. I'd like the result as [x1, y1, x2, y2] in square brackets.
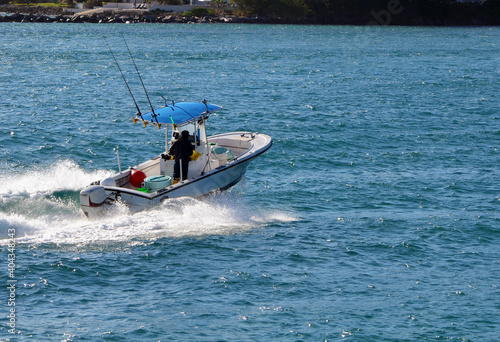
[0, 169, 297, 247]
[0, 160, 113, 201]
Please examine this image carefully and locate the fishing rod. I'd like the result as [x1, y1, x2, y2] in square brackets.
[104, 38, 147, 127]
[121, 33, 161, 130]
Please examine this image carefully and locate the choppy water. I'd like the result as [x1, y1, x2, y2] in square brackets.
[0, 23, 499, 341]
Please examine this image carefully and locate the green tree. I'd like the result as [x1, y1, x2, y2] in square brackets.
[62, 0, 76, 7]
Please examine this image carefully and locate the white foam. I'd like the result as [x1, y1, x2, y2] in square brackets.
[0, 162, 298, 247]
[0, 160, 112, 201]
[1, 197, 297, 247]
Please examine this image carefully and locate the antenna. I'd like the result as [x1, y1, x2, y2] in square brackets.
[105, 38, 147, 127]
[121, 34, 161, 129]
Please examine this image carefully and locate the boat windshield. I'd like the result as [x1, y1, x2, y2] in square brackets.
[170, 121, 205, 148]
[180, 123, 197, 142]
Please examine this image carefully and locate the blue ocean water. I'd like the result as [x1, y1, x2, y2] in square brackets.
[0, 23, 499, 341]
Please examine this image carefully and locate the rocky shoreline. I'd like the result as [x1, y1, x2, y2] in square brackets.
[0, 5, 70, 23]
[1, 4, 498, 25]
[0, 5, 309, 24]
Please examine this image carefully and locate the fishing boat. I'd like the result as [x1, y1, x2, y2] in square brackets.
[80, 100, 272, 218]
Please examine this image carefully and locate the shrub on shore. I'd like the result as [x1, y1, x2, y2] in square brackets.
[183, 7, 215, 17]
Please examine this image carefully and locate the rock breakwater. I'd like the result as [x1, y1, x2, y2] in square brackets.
[0, 5, 305, 24]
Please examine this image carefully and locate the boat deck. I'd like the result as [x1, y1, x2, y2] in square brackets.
[108, 132, 256, 192]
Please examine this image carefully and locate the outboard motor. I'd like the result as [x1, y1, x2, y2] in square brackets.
[80, 185, 108, 217]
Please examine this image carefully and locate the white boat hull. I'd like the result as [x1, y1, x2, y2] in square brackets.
[80, 132, 271, 218]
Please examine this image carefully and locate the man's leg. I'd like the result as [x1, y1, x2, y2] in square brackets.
[173, 161, 180, 181]
[182, 160, 189, 180]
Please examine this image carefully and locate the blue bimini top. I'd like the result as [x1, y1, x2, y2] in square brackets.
[140, 102, 222, 126]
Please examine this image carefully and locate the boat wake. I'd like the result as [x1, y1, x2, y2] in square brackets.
[0, 160, 295, 248]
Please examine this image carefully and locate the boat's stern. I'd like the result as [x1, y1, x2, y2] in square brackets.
[80, 185, 109, 218]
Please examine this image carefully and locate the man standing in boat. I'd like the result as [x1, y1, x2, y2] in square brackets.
[168, 130, 194, 183]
